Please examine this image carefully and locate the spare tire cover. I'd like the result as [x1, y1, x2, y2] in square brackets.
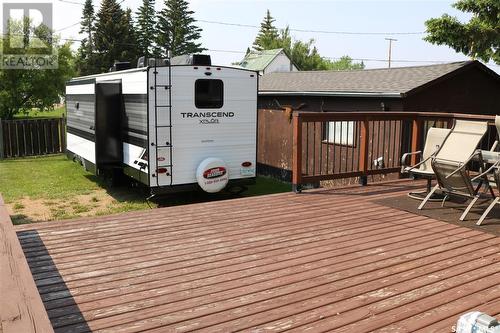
[196, 157, 229, 193]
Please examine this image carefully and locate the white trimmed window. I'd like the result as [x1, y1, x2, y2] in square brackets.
[325, 121, 355, 146]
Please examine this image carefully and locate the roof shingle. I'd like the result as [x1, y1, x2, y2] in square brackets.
[259, 61, 475, 96]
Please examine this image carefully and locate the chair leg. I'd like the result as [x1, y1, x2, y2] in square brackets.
[489, 184, 496, 198]
[477, 197, 500, 225]
[441, 194, 449, 207]
[418, 184, 439, 210]
[460, 196, 479, 221]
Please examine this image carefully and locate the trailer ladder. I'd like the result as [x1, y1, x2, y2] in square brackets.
[152, 56, 173, 187]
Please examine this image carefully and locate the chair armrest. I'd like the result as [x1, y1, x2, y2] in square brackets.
[401, 151, 422, 169]
[401, 153, 436, 175]
[490, 140, 498, 152]
[472, 161, 500, 181]
[444, 151, 481, 179]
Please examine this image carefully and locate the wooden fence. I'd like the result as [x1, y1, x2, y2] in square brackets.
[0, 118, 66, 159]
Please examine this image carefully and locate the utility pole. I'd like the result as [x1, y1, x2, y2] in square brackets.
[385, 38, 397, 68]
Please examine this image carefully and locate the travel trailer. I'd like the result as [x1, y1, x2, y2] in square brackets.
[65, 55, 258, 194]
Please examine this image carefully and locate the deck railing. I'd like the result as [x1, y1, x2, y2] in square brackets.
[292, 111, 497, 192]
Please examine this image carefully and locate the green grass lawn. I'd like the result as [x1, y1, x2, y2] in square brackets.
[0, 155, 99, 202]
[0, 155, 291, 224]
[14, 106, 65, 119]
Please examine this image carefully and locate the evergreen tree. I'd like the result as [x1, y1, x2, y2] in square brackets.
[76, 0, 96, 75]
[252, 10, 279, 51]
[94, 0, 136, 72]
[122, 8, 140, 64]
[156, 0, 204, 57]
[135, 0, 156, 58]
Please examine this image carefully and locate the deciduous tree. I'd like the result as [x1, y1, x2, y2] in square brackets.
[251, 23, 364, 71]
[0, 21, 75, 119]
[425, 0, 499, 64]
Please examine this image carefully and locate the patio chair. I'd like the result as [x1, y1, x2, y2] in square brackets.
[418, 120, 489, 221]
[401, 127, 451, 200]
[475, 115, 500, 225]
[475, 163, 500, 225]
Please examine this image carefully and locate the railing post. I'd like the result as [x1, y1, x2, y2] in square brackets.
[410, 118, 423, 166]
[358, 119, 370, 185]
[292, 112, 303, 193]
[0, 118, 3, 159]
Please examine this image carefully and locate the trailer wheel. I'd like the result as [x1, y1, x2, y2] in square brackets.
[225, 185, 248, 196]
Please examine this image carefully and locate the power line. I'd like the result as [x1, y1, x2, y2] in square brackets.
[197, 19, 426, 36]
[53, 0, 425, 36]
[206, 49, 460, 65]
[56, 0, 126, 6]
[49, 17, 425, 41]
[55, 22, 80, 32]
[56, 0, 85, 5]
[2, 33, 498, 68]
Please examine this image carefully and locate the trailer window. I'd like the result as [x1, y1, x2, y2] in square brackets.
[195, 79, 223, 109]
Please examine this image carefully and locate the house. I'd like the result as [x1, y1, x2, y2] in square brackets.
[256, 61, 500, 181]
[238, 48, 298, 75]
[258, 60, 500, 114]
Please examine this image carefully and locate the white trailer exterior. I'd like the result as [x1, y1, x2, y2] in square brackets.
[65, 59, 258, 194]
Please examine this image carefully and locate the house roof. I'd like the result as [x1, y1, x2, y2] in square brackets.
[259, 60, 499, 98]
[238, 49, 284, 71]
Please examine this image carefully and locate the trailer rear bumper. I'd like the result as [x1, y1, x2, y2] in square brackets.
[150, 177, 256, 195]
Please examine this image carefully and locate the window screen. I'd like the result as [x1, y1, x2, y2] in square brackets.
[195, 79, 224, 109]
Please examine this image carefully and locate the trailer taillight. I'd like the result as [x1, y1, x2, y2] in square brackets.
[157, 167, 168, 174]
[241, 161, 252, 167]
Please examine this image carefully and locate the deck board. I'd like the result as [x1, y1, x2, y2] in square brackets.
[11, 180, 500, 332]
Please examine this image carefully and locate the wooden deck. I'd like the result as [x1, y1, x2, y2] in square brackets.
[0, 196, 53, 333]
[7, 180, 500, 332]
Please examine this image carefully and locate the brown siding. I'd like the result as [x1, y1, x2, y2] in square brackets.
[258, 95, 404, 112]
[403, 67, 500, 114]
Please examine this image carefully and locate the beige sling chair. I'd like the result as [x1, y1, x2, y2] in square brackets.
[418, 120, 490, 221]
[475, 115, 500, 225]
[473, 161, 500, 225]
[401, 127, 451, 200]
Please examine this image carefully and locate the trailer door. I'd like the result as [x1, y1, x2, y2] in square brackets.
[95, 81, 123, 171]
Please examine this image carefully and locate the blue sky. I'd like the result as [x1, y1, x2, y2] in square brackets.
[35, 0, 500, 71]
